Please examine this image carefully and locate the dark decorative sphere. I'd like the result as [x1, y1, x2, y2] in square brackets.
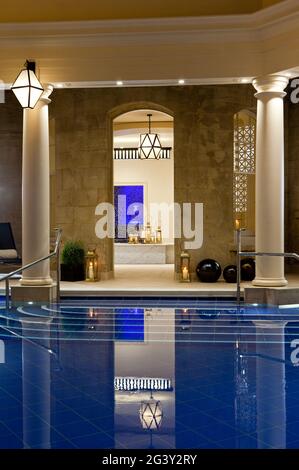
[196, 259, 222, 283]
[223, 265, 237, 283]
[241, 257, 255, 281]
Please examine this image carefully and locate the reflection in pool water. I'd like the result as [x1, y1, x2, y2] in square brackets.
[0, 299, 299, 449]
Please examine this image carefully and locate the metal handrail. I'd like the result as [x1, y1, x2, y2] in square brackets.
[240, 252, 299, 260]
[3, 228, 62, 310]
[0, 322, 58, 358]
[236, 229, 299, 304]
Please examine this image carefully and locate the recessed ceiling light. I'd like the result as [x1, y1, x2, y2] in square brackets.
[178, 79, 185, 85]
[55, 83, 64, 88]
[116, 81, 123, 86]
[240, 78, 251, 84]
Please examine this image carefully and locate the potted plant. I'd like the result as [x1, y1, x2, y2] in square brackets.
[60, 240, 85, 282]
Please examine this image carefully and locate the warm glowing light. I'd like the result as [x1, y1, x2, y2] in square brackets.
[178, 79, 185, 85]
[116, 81, 123, 86]
[139, 114, 162, 159]
[182, 266, 189, 280]
[11, 60, 44, 109]
[139, 399, 163, 430]
[235, 218, 241, 230]
[180, 250, 191, 282]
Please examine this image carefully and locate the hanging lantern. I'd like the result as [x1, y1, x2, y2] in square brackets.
[180, 250, 191, 282]
[85, 248, 98, 282]
[139, 397, 163, 431]
[139, 113, 162, 159]
[11, 60, 44, 109]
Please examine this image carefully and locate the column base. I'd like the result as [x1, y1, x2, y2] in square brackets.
[253, 320, 287, 328]
[245, 286, 299, 306]
[11, 284, 57, 306]
[252, 277, 288, 287]
[20, 277, 53, 286]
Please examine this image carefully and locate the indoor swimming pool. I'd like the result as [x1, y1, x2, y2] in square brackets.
[0, 297, 299, 449]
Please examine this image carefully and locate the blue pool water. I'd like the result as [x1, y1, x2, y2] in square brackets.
[0, 298, 299, 449]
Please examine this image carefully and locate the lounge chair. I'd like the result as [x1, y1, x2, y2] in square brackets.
[0, 223, 22, 273]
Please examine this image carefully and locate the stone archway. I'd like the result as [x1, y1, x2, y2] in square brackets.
[107, 102, 175, 278]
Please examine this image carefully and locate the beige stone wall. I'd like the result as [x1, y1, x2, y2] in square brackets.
[50, 85, 256, 277]
[0, 92, 22, 253]
[5, 86, 298, 279]
[286, 98, 299, 271]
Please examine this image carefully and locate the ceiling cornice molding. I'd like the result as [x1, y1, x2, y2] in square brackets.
[0, 0, 297, 38]
[1, 0, 299, 84]
[0, 6, 299, 48]
[33, 79, 249, 89]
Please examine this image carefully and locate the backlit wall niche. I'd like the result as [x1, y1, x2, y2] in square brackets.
[233, 110, 256, 235]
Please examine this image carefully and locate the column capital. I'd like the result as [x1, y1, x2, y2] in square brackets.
[253, 74, 288, 99]
[40, 83, 54, 104]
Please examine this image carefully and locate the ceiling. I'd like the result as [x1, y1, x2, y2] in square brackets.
[114, 111, 173, 144]
[0, 0, 285, 22]
[0, 0, 296, 86]
[114, 110, 173, 124]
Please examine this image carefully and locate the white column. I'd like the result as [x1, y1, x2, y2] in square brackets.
[252, 75, 288, 287]
[21, 318, 52, 448]
[254, 321, 286, 449]
[21, 85, 53, 286]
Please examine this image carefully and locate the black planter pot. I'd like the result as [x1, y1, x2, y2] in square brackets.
[61, 264, 85, 282]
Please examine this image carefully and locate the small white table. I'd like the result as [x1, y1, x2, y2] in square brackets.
[114, 243, 174, 264]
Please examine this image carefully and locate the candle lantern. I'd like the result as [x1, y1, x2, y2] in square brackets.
[155, 226, 162, 244]
[234, 213, 246, 231]
[180, 250, 191, 282]
[234, 218, 241, 231]
[128, 228, 139, 244]
[180, 308, 192, 330]
[145, 222, 152, 244]
[139, 229, 145, 244]
[133, 230, 140, 244]
[85, 248, 98, 282]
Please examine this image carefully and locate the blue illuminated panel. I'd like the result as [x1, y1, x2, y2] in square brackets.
[114, 308, 144, 341]
[114, 185, 144, 242]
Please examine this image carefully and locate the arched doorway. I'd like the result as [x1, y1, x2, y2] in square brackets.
[112, 108, 174, 281]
